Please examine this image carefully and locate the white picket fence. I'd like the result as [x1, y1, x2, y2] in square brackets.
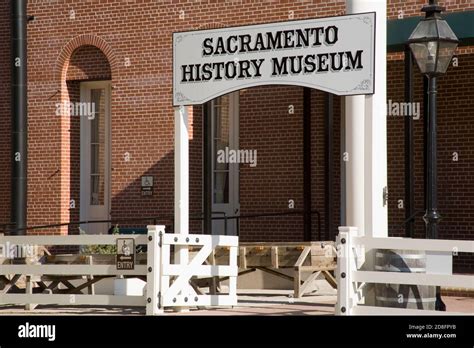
[0, 225, 238, 315]
[336, 226, 474, 315]
[0, 233, 149, 307]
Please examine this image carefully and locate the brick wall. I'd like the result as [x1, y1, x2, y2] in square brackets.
[387, 0, 474, 18]
[239, 86, 304, 241]
[17, 0, 351, 234]
[66, 45, 111, 82]
[0, 1, 472, 270]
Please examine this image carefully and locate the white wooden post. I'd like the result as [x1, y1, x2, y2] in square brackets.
[174, 105, 189, 311]
[344, 95, 365, 233]
[336, 226, 357, 315]
[146, 225, 164, 315]
[174, 105, 189, 235]
[364, 0, 388, 238]
[346, 0, 388, 239]
[174, 105, 189, 256]
[346, 0, 387, 307]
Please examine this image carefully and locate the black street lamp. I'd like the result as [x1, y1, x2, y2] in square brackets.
[408, 0, 458, 311]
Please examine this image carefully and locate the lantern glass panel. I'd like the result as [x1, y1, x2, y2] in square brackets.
[408, 20, 438, 40]
[436, 19, 458, 41]
[409, 41, 438, 74]
[436, 41, 458, 74]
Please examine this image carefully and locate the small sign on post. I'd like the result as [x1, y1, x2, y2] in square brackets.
[116, 238, 135, 270]
[141, 176, 153, 196]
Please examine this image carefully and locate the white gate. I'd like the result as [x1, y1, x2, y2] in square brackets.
[146, 225, 238, 315]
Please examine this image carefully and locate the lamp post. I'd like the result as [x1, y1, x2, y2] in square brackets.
[408, 0, 458, 311]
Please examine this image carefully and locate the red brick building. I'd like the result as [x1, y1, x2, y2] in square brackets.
[0, 0, 472, 272]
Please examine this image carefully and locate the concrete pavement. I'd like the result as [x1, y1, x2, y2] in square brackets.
[0, 289, 471, 316]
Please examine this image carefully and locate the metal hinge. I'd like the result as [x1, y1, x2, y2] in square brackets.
[158, 231, 163, 247]
[383, 186, 388, 207]
[158, 291, 162, 309]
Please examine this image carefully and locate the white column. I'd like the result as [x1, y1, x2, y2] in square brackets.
[346, 0, 387, 307]
[174, 106, 189, 264]
[365, 0, 388, 238]
[344, 96, 365, 234]
[174, 105, 190, 312]
[346, 0, 388, 238]
[174, 105, 189, 236]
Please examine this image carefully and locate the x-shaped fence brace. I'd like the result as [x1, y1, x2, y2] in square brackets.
[146, 226, 238, 315]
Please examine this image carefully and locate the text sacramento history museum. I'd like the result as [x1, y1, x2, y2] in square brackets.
[180, 26, 364, 82]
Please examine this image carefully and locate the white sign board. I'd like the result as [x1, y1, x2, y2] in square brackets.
[173, 13, 375, 106]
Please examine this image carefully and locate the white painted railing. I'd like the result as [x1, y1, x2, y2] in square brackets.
[336, 226, 474, 315]
[0, 226, 238, 315]
[0, 233, 149, 308]
[146, 226, 238, 315]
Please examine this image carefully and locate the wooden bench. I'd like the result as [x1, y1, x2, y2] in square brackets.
[215, 241, 337, 298]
